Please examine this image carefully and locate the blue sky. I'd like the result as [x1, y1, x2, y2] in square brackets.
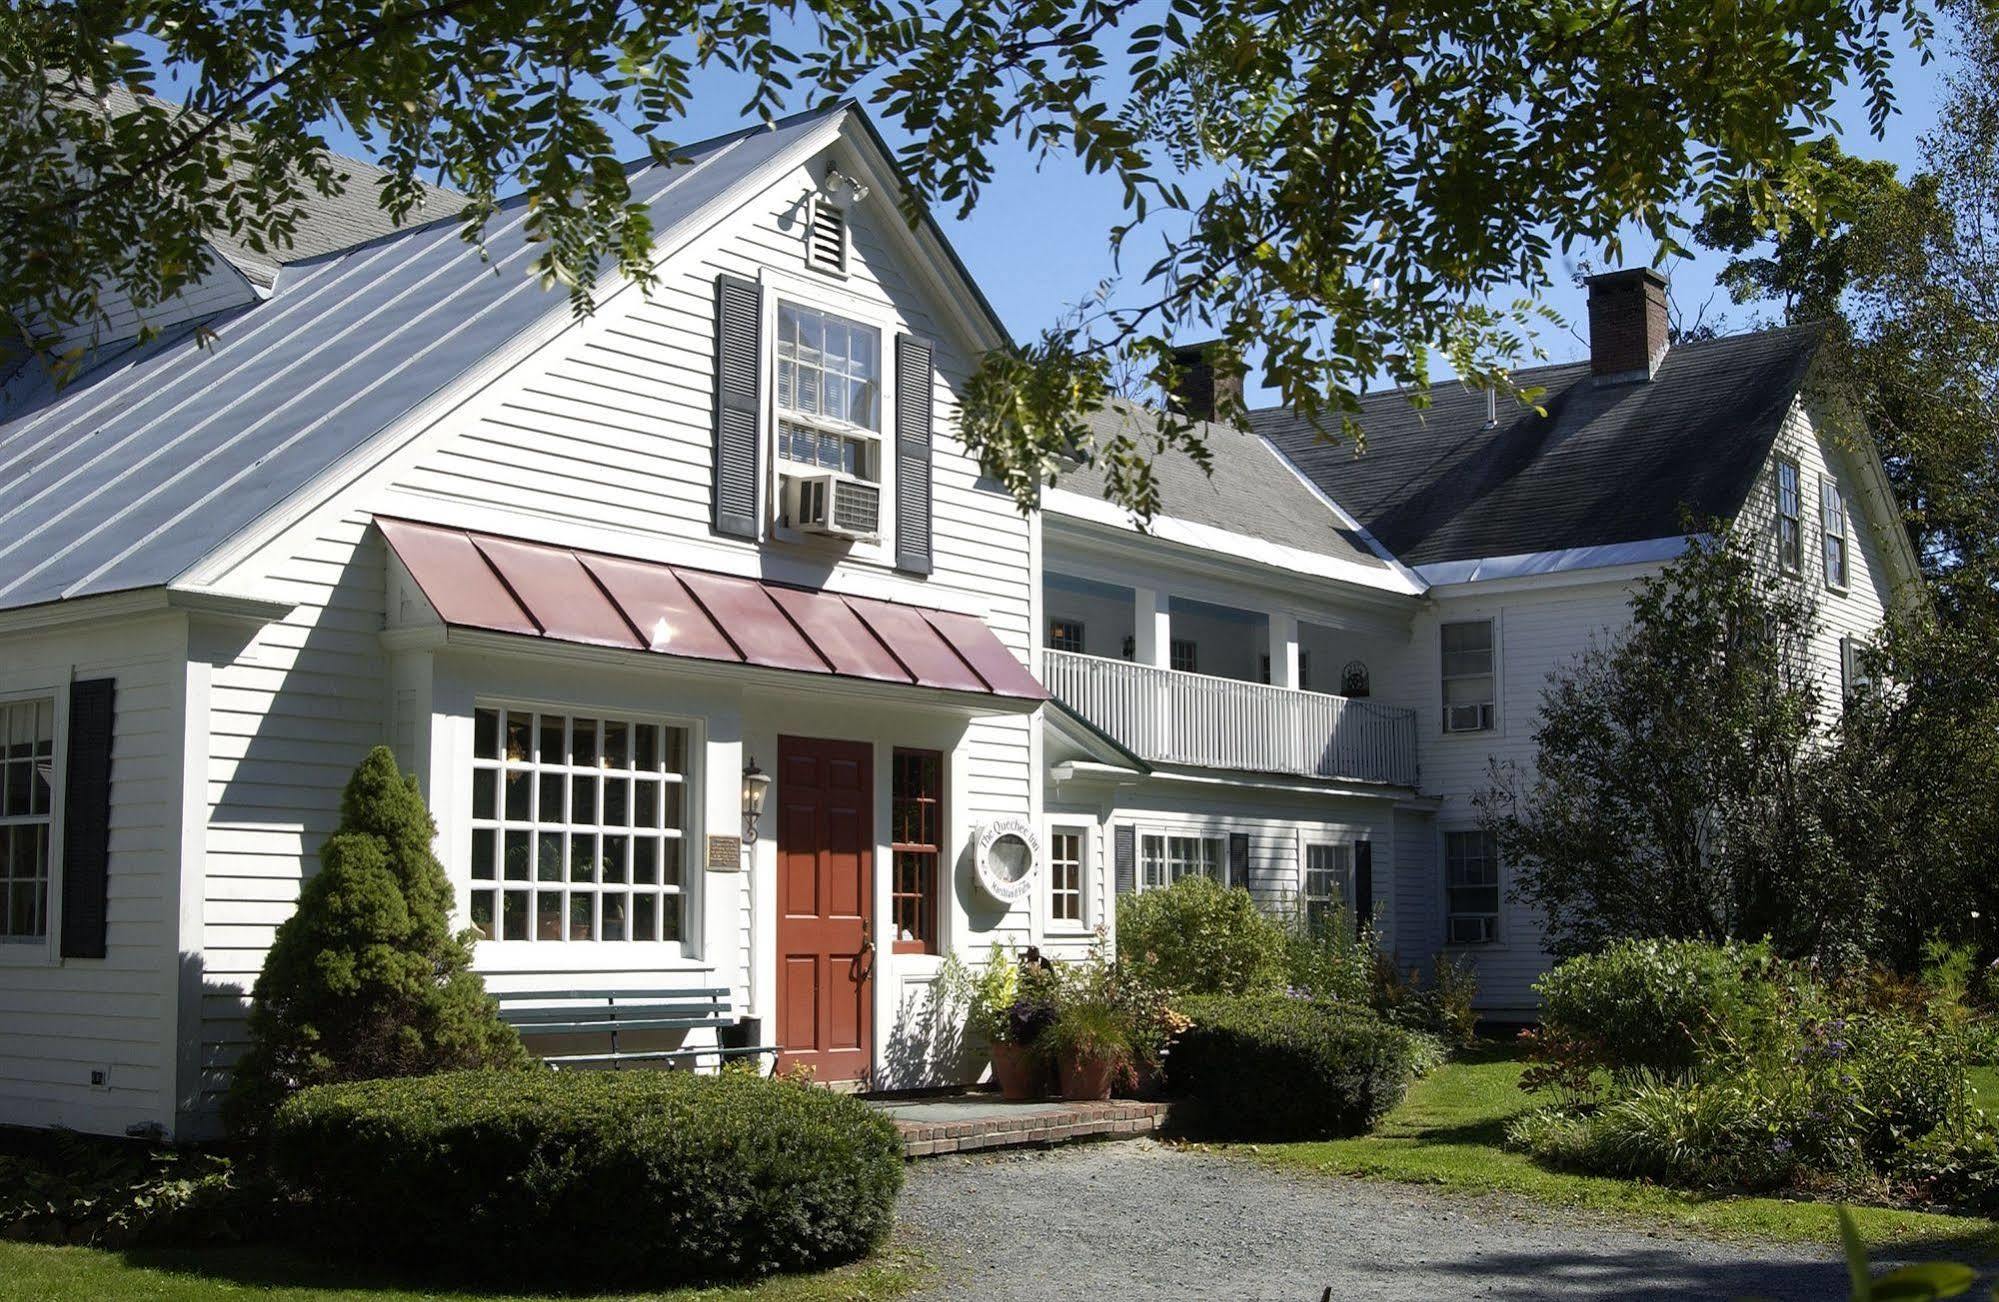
[289, 22, 1952, 405]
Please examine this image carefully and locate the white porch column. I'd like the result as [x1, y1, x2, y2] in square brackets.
[1132, 586, 1172, 667]
[1267, 611, 1299, 689]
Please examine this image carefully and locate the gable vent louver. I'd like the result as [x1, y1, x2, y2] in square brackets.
[808, 199, 848, 275]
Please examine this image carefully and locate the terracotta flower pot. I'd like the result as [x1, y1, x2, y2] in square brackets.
[1058, 1049, 1116, 1101]
[990, 1040, 1042, 1100]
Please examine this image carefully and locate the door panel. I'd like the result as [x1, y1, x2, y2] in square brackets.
[775, 736, 874, 1081]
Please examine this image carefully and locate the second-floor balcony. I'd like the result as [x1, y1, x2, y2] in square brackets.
[1042, 649, 1419, 788]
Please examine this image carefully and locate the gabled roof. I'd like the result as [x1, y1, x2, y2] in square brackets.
[0, 104, 853, 614]
[92, 87, 468, 288]
[1049, 400, 1398, 574]
[1255, 325, 1825, 569]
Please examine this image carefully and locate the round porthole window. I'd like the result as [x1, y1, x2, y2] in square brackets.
[974, 819, 1039, 903]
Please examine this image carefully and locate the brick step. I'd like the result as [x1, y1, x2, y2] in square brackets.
[867, 1096, 1170, 1158]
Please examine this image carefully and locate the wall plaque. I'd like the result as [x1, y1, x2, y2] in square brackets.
[706, 834, 743, 872]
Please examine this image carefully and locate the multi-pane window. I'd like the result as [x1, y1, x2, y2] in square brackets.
[1, 699, 55, 942]
[1048, 620, 1085, 654]
[776, 302, 882, 479]
[1303, 843, 1354, 937]
[1140, 833, 1221, 889]
[1445, 830, 1500, 945]
[469, 707, 689, 945]
[1049, 828, 1085, 925]
[1441, 620, 1496, 733]
[1776, 459, 1803, 574]
[1821, 477, 1850, 590]
[1840, 636, 1873, 701]
[1170, 639, 1199, 674]
[890, 749, 942, 954]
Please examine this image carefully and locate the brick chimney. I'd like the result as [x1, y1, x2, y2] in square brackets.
[1167, 341, 1244, 423]
[1585, 267, 1670, 381]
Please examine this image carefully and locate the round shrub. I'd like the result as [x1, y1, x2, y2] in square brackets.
[1168, 994, 1415, 1139]
[269, 1069, 903, 1288]
[1117, 875, 1288, 996]
[1534, 938, 1779, 1080]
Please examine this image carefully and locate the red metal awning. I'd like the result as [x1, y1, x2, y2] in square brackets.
[377, 517, 1047, 705]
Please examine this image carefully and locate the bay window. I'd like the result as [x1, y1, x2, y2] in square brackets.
[469, 706, 689, 946]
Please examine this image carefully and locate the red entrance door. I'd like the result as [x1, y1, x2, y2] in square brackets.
[775, 737, 874, 1082]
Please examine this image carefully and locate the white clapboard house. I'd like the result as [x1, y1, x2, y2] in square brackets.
[0, 103, 1918, 1139]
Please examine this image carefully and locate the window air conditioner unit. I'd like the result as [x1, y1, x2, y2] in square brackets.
[789, 473, 880, 541]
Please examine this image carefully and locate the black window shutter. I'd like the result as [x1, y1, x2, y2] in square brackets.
[1113, 824, 1135, 896]
[894, 334, 934, 575]
[1228, 832, 1250, 890]
[712, 274, 763, 539]
[61, 678, 115, 960]
[1354, 840, 1374, 932]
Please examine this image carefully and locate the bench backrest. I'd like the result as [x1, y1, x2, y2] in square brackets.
[494, 987, 735, 1037]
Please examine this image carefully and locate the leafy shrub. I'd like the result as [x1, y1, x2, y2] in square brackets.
[227, 748, 526, 1135]
[1282, 905, 1375, 1006]
[1509, 1080, 1799, 1190]
[0, 1132, 280, 1248]
[1373, 952, 1482, 1047]
[1533, 937, 1780, 1083]
[1117, 875, 1288, 997]
[270, 1069, 902, 1288]
[1168, 994, 1416, 1140]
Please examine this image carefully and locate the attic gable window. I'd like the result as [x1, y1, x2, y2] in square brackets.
[806, 196, 848, 276]
[1821, 477, 1850, 591]
[1776, 459, 1803, 575]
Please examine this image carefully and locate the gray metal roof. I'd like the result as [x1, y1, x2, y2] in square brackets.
[91, 88, 468, 288]
[0, 106, 840, 614]
[1255, 325, 1824, 567]
[1052, 400, 1391, 570]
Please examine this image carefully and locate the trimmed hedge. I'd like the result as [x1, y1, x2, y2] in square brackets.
[1168, 995, 1416, 1140]
[270, 1069, 903, 1288]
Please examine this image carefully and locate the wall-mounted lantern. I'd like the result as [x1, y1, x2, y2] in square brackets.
[742, 758, 771, 844]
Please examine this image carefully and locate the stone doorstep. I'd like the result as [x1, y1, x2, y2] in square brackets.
[885, 1098, 1169, 1159]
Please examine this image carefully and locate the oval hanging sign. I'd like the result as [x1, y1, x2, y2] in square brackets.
[974, 818, 1039, 903]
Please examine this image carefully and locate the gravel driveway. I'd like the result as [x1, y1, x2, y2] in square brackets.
[898, 1140, 1934, 1301]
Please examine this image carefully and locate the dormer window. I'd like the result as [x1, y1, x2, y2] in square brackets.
[806, 196, 848, 276]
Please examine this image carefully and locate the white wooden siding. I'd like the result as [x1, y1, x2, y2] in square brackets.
[0, 614, 186, 1137]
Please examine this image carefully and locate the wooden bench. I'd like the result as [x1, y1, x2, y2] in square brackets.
[493, 986, 776, 1070]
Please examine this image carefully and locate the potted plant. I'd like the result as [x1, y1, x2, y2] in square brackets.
[957, 945, 1058, 1099]
[1045, 945, 1154, 1101]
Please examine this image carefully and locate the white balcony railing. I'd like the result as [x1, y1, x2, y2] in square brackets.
[1042, 649, 1419, 788]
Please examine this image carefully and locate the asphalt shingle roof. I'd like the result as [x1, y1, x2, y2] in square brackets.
[1253, 325, 1824, 568]
[0, 105, 841, 613]
[1052, 400, 1391, 570]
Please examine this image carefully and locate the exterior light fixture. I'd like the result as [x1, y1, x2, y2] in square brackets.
[742, 758, 772, 844]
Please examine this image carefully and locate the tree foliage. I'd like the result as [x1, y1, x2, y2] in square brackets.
[226, 746, 525, 1135]
[2, 0, 1930, 514]
[1480, 530, 1852, 963]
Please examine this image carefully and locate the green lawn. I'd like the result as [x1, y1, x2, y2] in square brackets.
[1241, 1043, 1999, 1257]
[0, 1239, 928, 1302]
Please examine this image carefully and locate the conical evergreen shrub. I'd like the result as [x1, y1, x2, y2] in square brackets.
[227, 747, 526, 1135]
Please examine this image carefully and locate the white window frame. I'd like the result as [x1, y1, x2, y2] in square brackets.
[1775, 457, 1804, 576]
[1169, 639, 1199, 674]
[1302, 841, 1355, 936]
[1444, 828, 1501, 947]
[1046, 824, 1091, 932]
[759, 268, 901, 564]
[1820, 474, 1851, 592]
[466, 701, 702, 959]
[0, 682, 65, 967]
[1441, 618, 1497, 734]
[1138, 830, 1224, 891]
